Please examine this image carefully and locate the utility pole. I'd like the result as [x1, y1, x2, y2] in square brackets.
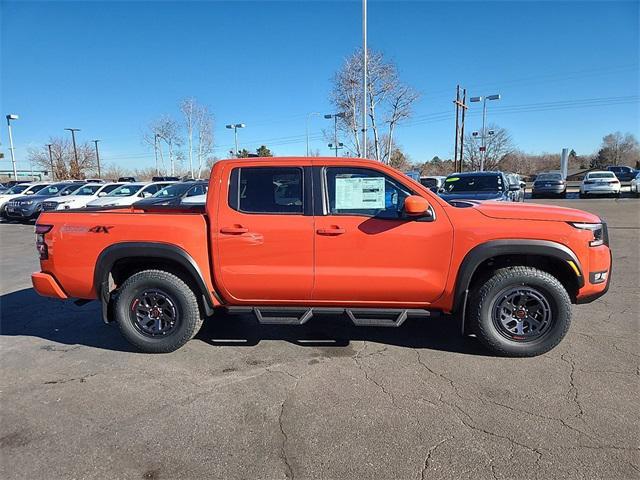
[46, 144, 55, 181]
[92, 139, 101, 178]
[453, 86, 468, 172]
[6, 114, 19, 179]
[64, 128, 81, 178]
[324, 113, 345, 157]
[361, 0, 368, 158]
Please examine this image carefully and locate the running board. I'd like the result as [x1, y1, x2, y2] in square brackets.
[225, 306, 433, 327]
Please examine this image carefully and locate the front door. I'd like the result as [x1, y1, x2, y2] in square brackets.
[312, 165, 454, 306]
[213, 163, 314, 303]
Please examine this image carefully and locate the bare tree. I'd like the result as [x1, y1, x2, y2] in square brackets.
[102, 163, 130, 181]
[28, 137, 96, 179]
[330, 49, 419, 163]
[194, 105, 214, 178]
[143, 115, 182, 175]
[592, 131, 639, 167]
[180, 98, 197, 179]
[463, 124, 515, 171]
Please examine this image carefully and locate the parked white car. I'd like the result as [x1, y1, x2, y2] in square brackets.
[41, 183, 125, 211]
[86, 182, 175, 208]
[0, 182, 51, 214]
[181, 193, 207, 205]
[579, 171, 621, 198]
[631, 171, 640, 197]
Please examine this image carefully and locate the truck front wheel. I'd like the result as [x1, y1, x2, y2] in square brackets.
[469, 267, 571, 357]
[114, 269, 204, 353]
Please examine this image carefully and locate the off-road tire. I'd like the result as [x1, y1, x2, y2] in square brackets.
[469, 266, 572, 357]
[114, 269, 204, 353]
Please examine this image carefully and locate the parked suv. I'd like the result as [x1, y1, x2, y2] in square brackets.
[42, 183, 125, 211]
[32, 157, 611, 357]
[5, 182, 85, 221]
[0, 182, 51, 218]
[607, 165, 638, 182]
[86, 182, 176, 208]
[439, 171, 518, 202]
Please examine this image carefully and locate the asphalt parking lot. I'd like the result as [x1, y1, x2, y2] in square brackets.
[0, 198, 638, 480]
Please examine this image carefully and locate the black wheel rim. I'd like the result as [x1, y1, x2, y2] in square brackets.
[130, 289, 179, 337]
[491, 286, 553, 342]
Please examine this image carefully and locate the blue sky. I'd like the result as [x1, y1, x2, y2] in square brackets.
[1, 0, 638, 171]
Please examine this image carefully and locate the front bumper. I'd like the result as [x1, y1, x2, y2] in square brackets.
[581, 185, 620, 195]
[5, 204, 40, 219]
[32, 272, 68, 299]
[532, 186, 565, 194]
[575, 247, 612, 304]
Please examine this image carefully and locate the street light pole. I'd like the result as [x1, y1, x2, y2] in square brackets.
[362, 0, 368, 158]
[46, 144, 55, 181]
[64, 128, 81, 177]
[470, 94, 500, 171]
[324, 113, 345, 157]
[154, 134, 160, 175]
[306, 112, 321, 156]
[6, 114, 19, 179]
[226, 123, 245, 157]
[92, 139, 101, 178]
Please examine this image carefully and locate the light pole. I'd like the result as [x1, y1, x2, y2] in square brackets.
[154, 133, 161, 174]
[6, 114, 19, 179]
[46, 144, 55, 180]
[226, 123, 245, 157]
[362, 0, 368, 158]
[92, 139, 101, 178]
[324, 113, 345, 157]
[306, 112, 321, 156]
[470, 94, 500, 171]
[64, 128, 81, 177]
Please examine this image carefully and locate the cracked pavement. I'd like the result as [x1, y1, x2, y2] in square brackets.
[1, 198, 638, 479]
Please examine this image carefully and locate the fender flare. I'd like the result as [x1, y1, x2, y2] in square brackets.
[453, 239, 584, 315]
[94, 242, 216, 322]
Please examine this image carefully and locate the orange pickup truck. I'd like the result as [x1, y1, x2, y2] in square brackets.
[32, 157, 611, 356]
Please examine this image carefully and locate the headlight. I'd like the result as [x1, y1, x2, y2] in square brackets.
[570, 222, 605, 246]
[22, 200, 34, 206]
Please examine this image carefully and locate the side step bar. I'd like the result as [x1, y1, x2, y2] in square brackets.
[225, 306, 435, 327]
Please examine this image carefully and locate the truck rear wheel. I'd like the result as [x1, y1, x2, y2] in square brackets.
[468, 266, 571, 357]
[114, 269, 204, 353]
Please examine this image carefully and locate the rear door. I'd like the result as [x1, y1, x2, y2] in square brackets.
[213, 161, 315, 303]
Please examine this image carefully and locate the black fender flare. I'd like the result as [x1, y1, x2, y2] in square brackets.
[453, 239, 584, 320]
[94, 242, 216, 322]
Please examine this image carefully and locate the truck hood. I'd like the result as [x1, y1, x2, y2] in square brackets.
[473, 201, 600, 223]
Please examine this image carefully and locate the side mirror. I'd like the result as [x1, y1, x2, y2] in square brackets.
[98, 192, 107, 197]
[404, 195, 431, 216]
[519, 181, 526, 189]
[141, 191, 152, 198]
[26, 191, 34, 195]
[509, 184, 521, 191]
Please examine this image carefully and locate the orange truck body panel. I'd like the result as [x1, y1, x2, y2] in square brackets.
[32, 157, 611, 313]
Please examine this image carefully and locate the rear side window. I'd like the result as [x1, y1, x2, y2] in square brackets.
[229, 167, 303, 214]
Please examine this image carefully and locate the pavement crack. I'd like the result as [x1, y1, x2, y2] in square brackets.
[419, 437, 450, 480]
[43, 373, 97, 385]
[278, 397, 294, 480]
[353, 352, 399, 408]
[561, 353, 586, 420]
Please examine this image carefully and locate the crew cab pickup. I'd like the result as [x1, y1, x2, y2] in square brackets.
[32, 158, 612, 356]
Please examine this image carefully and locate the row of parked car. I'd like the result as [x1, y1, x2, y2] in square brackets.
[0, 179, 208, 222]
[420, 171, 526, 202]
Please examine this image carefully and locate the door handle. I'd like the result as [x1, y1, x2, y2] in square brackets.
[317, 227, 345, 236]
[220, 226, 249, 234]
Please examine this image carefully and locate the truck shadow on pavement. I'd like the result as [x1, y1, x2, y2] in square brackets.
[1, 288, 488, 356]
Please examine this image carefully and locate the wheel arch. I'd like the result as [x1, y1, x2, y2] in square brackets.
[94, 242, 216, 323]
[454, 240, 584, 333]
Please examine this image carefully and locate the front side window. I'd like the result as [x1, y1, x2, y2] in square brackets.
[108, 185, 144, 197]
[186, 184, 207, 197]
[230, 167, 303, 214]
[325, 167, 412, 219]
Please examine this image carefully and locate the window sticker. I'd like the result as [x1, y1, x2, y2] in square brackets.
[335, 177, 385, 209]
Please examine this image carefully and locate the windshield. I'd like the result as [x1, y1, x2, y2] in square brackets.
[152, 183, 193, 198]
[25, 184, 50, 194]
[443, 175, 503, 193]
[107, 184, 145, 197]
[536, 173, 562, 181]
[588, 173, 616, 179]
[73, 185, 103, 196]
[36, 184, 75, 196]
[5, 184, 30, 194]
